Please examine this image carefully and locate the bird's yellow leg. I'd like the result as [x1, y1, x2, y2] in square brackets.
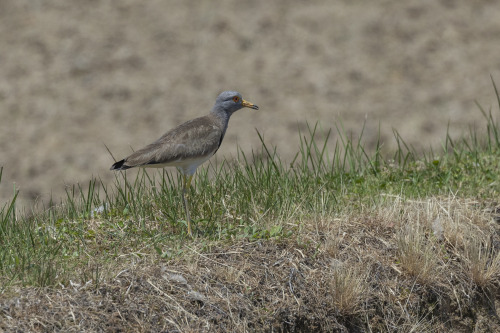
[182, 175, 194, 237]
[186, 174, 193, 189]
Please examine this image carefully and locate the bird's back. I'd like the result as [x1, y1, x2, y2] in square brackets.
[111, 114, 224, 170]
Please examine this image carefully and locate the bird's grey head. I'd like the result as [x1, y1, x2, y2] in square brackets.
[212, 91, 259, 115]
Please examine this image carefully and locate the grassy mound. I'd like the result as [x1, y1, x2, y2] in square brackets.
[2, 85, 500, 331]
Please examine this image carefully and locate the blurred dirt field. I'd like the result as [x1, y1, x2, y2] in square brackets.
[2, 0, 500, 208]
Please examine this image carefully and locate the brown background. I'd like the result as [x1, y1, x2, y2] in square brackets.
[1, 0, 500, 208]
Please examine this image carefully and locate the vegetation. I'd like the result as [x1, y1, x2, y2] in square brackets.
[1, 85, 500, 331]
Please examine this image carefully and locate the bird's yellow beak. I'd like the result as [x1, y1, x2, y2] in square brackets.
[242, 99, 259, 110]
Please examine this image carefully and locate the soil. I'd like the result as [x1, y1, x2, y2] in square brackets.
[2, 0, 500, 207]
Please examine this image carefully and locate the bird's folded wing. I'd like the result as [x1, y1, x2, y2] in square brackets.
[123, 119, 223, 167]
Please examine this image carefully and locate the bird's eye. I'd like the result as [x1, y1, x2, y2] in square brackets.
[232, 96, 239, 102]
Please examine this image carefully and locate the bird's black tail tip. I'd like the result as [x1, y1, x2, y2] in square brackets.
[110, 159, 131, 171]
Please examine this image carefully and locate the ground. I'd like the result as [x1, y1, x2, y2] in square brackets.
[1, 0, 500, 208]
[2, 197, 500, 332]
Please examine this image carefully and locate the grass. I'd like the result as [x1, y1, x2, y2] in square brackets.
[462, 235, 500, 290]
[1, 83, 500, 331]
[397, 224, 440, 285]
[328, 264, 369, 316]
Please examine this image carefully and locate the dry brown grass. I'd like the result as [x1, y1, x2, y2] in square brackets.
[1, 195, 499, 332]
[461, 236, 500, 290]
[328, 264, 369, 316]
[397, 225, 440, 285]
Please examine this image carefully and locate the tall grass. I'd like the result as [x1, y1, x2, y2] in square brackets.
[1, 81, 500, 289]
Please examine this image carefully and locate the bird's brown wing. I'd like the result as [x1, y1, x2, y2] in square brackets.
[120, 116, 223, 168]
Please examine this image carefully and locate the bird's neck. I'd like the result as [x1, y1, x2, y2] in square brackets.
[210, 108, 231, 131]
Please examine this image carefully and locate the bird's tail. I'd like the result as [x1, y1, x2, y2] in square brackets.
[110, 159, 131, 171]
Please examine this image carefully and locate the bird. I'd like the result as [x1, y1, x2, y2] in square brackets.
[110, 91, 259, 236]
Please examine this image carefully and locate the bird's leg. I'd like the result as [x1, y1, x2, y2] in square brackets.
[182, 174, 194, 237]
